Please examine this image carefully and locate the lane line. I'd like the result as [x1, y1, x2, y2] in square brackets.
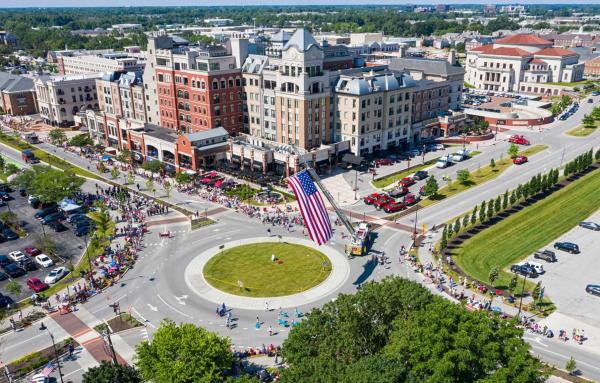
[156, 294, 193, 319]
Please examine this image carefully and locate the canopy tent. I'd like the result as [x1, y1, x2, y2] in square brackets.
[59, 197, 82, 213]
[342, 153, 364, 166]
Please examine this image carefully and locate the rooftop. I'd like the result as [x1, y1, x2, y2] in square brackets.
[495, 34, 553, 46]
[185, 127, 229, 142]
[140, 124, 179, 143]
[0, 72, 35, 93]
[535, 47, 579, 57]
[388, 57, 465, 77]
[283, 28, 320, 52]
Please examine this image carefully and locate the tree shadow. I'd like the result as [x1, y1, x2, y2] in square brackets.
[353, 259, 377, 286]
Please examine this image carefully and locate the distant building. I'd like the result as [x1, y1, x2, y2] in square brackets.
[111, 24, 142, 33]
[484, 4, 496, 14]
[465, 36, 494, 52]
[584, 56, 600, 77]
[203, 18, 233, 27]
[56, 52, 146, 75]
[553, 33, 598, 48]
[350, 33, 383, 46]
[0, 31, 17, 48]
[499, 5, 526, 13]
[436, 4, 450, 13]
[0, 72, 37, 116]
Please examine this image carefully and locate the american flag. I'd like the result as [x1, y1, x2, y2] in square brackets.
[41, 361, 55, 377]
[288, 170, 332, 246]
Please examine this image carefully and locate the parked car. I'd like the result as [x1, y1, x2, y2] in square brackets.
[0, 271, 7, 281]
[8, 250, 26, 263]
[27, 277, 47, 293]
[4, 262, 26, 278]
[579, 221, 600, 231]
[48, 221, 68, 232]
[513, 155, 528, 165]
[0, 254, 11, 267]
[18, 258, 37, 272]
[363, 193, 386, 205]
[451, 149, 470, 162]
[508, 134, 530, 145]
[586, 284, 600, 297]
[34, 205, 58, 220]
[41, 211, 65, 225]
[44, 267, 67, 284]
[389, 186, 409, 198]
[534, 250, 556, 263]
[412, 170, 428, 180]
[402, 193, 420, 205]
[35, 254, 54, 268]
[373, 195, 395, 210]
[436, 155, 453, 169]
[383, 202, 406, 214]
[24, 247, 41, 256]
[510, 264, 538, 278]
[67, 214, 88, 223]
[398, 177, 415, 187]
[554, 241, 580, 254]
[516, 261, 544, 275]
[0, 293, 11, 308]
[375, 158, 394, 166]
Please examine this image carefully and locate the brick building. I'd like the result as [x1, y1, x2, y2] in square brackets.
[0, 72, 38, 116]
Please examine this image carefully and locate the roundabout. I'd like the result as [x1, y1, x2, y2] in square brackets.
[202, 242, 331, 297]
[184, 236, 351, 309]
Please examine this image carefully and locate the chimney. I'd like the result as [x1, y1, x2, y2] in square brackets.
[448, 49, 457, 65]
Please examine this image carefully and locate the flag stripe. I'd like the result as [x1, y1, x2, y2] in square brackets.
[289, 176, 325, 244]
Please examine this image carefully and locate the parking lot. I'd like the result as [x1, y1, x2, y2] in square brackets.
[523, 209, 600, 329]
[0, 188, 84, 304]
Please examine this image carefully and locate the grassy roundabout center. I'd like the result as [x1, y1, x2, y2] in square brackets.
[202, 242, 332, 297]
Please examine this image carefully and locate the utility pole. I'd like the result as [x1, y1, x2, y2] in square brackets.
[517, 273, 528, 318]
[103, 320, 119, 365]
[49, 332, 65, 383]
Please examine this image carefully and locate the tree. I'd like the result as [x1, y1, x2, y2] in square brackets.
[516, 184, 523, 200]
[440, 236, 448, 250]
[15, 166, 83, 203]
[492, 196, 500, 213]
[532, 281, 543, 304]
[126, 171, 135, 185]
[470, 206, 478, 225]
[453, 218, 461, 234]
[83, 361, 142, 383]
[282, 277, 545, 383]
[487, 199, 494, 218]
[117, 148, 132, 164]
[69, 133, 94, 147]
[566, 357, 577, 376]
[508, 143, 519, 158]
[502, 191, 509, 210]
[175, 171, 193, 185]
[489, 158, 496, 169]
[5, 280, 21, 296]
[88, 205, 116, 246]
[110, 167, 119, 180]
[456, 169, 471, 186]
[595, 148, 600, 161]
[145, 177, 154, 193]
[582, 114, 595, 127]
[488, 266, 499, 287]
[48, 128, 68, 146]
[446, 223, 454, 238]
[508, 274, 518, 295]
[423, 175, 439, 197]
[135, 319, 233, 383]
[510, 190, 517, 205]
[142, 160, 162, 175]
[462, 214, 470, 228]
[479, 200, 487, 222]
[0, 154, 4, 172]
[163, 180, 173, 198]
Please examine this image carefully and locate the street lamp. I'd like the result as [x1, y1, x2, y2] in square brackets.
[48, 331, 65, 383]
[517, 273, 528, 318]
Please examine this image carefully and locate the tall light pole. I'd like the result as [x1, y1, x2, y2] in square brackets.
[517, 273, 528, 318]
[48, 332, 65, 383]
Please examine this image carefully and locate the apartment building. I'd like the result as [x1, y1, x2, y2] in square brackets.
[0, 72, 38, 116]
[96, 71, 147, 122]
[241, 28, 334, 151]
[58, 53, 145, 75]
[144, 32, 244, 136]
[465, 34, 584, 95]
[334, 69, 415, 156]
[35, 73, 101, 127]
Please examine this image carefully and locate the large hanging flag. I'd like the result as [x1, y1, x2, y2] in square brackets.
[288, 170, 333, 246]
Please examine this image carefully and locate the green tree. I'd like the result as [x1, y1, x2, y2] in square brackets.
[440, 236, 448, 250]
[423, 175, 439, 197]
[559, 95, 572, 109]
[479, 200, 487, 222]
[110, 167, 119, 180]
[3, 163, 19, 176]
[69, 133, 94, 147]
[88, 205, 116, 246]
[145, 177, 154, 193]
[502, 191, 509, 210]
[462, 214, 470, 228]
[117, 148, 132, 164]
[142, 160, 162, 175]
[6, 280, 22, 296]
[550, 103, 561, 117]
[48, 128, 68, 146]
[135, 319, 233, 383]
[453, 218, 461, 234]
[508, 274, 518, 295]
[508, 143, 519, 158]
[126, 171, 135, 185]
[15, 166, 83, 203]
[470, 206, 478, 225]
[582, 114, 595, 127]
[0, 154, 5, 172]
[487, 199, 494, 218]
[163, 180, 173, 198]
[566, 357, 577, 376]
[532, 282, 543, 304]
[175, 171, 193, 185]
[494, 196, 501, 213]
[510, 190, 517, 205]
[516, 184, 523, 200]
[488, 266, 499, 287]
[456, 169, 471, 186]
[83, 361, 142, 383]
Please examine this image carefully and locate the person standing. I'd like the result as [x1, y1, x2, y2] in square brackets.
[268, 325, 273, 336]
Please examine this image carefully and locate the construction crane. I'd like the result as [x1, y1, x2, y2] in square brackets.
[305, 167, 371, 256]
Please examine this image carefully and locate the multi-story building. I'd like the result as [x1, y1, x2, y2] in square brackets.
[144, 31, 244, 136]
[96, 71, 147, 122]
[241, 28, 334, 151]
[465, 34, 585, 95]
[334, 69, 415, 156]
[0, 31, 17, 47]
[584, 56, 600, 78]
[499, 5, 526, 13]
[0, 72, 38, 116]
[34, 73, 101, 127]
[56, 52, 145, 75]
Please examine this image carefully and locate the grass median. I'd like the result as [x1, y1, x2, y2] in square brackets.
[420, 145, 548, 208]
[454, 165, 600, 290]
[567, 123, 599, 137]
[373, 158, 439, 189]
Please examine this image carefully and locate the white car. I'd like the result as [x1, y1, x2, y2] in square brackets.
[44, 267, 67, 284]
[517, 261, 545, 275]
[35, 254, 54, 268]
[8, 250, 26, 263]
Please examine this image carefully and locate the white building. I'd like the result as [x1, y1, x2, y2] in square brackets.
[58, 54, 145, 75]
[35, 73, 101, 127]
[465, 34, 585, 95]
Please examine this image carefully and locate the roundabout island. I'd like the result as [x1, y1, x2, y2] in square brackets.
[203, 242, 332, 297]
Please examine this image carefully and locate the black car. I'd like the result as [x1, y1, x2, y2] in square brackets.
[0, 254, 11, 267]
[510, 264, 538, 278]
[0, 293, 11, 308]
[75, 225, 91, 237]
[0, 192, 12, 201]
[586, 284, 600, 297]
[4, 262, 25, 278]
[0, 183, 11, 193]
[18, 258, 37, 272]
[579, 221, 600, 231]
[34, 205, 58, 220]
[413, 170, 429, 180]
[49, 221, 68, 232]
[0, 271, 8, 281]
[554, 241, 580, 254]
[19, 188, 27, 197]
[534, 250, 556, 263]
[2, 228, 18, 240]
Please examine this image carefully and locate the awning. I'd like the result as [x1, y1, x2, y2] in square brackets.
[342, 153, 364, 166]
[104, 147, 117, 154]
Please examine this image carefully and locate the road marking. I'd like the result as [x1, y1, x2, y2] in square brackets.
[156, 294, 192, 319]
[1, 332, 45, 347]
[62, 368, 83, 378]
[147, 304, 158, 312]
[131, 307, 156, 329]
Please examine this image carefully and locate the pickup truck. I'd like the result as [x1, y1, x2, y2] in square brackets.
[436, 155, 453, 169]
[451, 148, 470, 162]
[373, 195, 394, 210]
[21, 149, 39, 164]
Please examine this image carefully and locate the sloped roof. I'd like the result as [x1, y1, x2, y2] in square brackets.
[470, 44, 495, 53]
[0, 72, 35, 93]
[481, 47, 532, 57]
[495, 34, 552, 46]
[535, 47, 579, 57]
[283, 28, 320, 52]
[185, 127, 229, 142]
[388, 57, 465, 76]
[529, 58, 546, 64]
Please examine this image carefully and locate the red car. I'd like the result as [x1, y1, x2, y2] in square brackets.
[508, 134, 530, 145]
[27, 277, 47, 292]
[383, 202, 406, 214]
[403, 193, 421, 205]
[375, 158, 394, 167]
[374, 195, 395, 210]
[389, 186, 409, 197]
[363, 193, 386, 205]
[24, 247, 41, 256]
[399, 177, 415, 187]
[513, 155, 528, 165]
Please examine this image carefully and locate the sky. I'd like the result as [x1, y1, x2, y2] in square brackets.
[1, 0, 600, 7]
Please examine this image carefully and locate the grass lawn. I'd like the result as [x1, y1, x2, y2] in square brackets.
[546, 80, 590, 87]
[203, 242, 331, 297]
[567, 123, 599, 137]
[420, 145, 548, 208]
[468, 151, 481, 157]
[454, 166, 600, 290]
[373, 158, 439, 189]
